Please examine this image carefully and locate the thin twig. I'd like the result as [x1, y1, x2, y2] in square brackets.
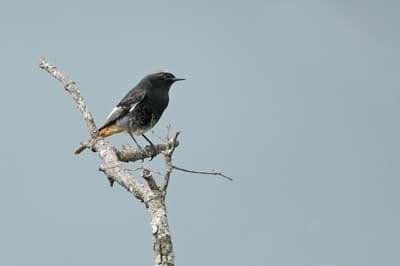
[172, 165, 233, 181]
[168, 131, 180, 155]
[135, 167, 164, 177]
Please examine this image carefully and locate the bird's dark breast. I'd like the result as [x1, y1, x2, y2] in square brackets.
[116, 92, 169, 135]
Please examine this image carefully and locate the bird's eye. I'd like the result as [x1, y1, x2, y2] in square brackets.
[157, 72, 174, 81]
[158, 73, 167, 80]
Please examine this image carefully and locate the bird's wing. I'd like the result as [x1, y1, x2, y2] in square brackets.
[102, 89, 146, 126]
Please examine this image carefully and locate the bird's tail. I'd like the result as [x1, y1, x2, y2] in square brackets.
[98, 123, 124, 137]
[74, 124, 124, 154]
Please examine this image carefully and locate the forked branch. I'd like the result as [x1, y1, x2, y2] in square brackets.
[39, 58, 176, 266]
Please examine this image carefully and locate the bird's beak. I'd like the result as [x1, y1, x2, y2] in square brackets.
[172, 78, 185, 82]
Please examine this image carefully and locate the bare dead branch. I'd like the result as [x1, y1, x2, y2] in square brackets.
[116, 141, 179, 163]
[160, 132, 181, 191]
[39, 58, 98, 138]
[172, 165, 233, 181]
[142, 168, 159, 191]
[39, 58, 175, 266]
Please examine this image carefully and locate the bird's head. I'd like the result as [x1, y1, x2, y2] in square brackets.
[146, 72, 185, 89]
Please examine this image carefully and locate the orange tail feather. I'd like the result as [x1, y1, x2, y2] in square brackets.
[74, 124, 124, 155]
[99, 124, 124, 137]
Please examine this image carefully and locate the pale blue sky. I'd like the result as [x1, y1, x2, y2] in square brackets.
[1, 1, 399, 266]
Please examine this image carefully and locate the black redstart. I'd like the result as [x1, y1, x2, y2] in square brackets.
[75, 71, 184, 158]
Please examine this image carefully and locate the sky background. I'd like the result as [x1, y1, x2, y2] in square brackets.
[1, 1, 399, 266]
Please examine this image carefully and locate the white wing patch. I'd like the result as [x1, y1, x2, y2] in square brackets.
[129, 103, 138, 113]
[106, 107, 123, 120]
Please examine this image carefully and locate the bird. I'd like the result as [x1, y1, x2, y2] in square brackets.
[74, 71, 185, 158]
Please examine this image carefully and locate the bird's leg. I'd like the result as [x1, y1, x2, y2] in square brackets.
[142, 134, 157, 161]
[128, 132, 146, 161]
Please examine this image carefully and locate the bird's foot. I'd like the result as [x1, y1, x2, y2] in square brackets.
[135, 145, 145, 162]
[149, 144, 157, 161]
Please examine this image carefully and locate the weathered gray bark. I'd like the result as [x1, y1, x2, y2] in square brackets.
[39, 58, 176, 266]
